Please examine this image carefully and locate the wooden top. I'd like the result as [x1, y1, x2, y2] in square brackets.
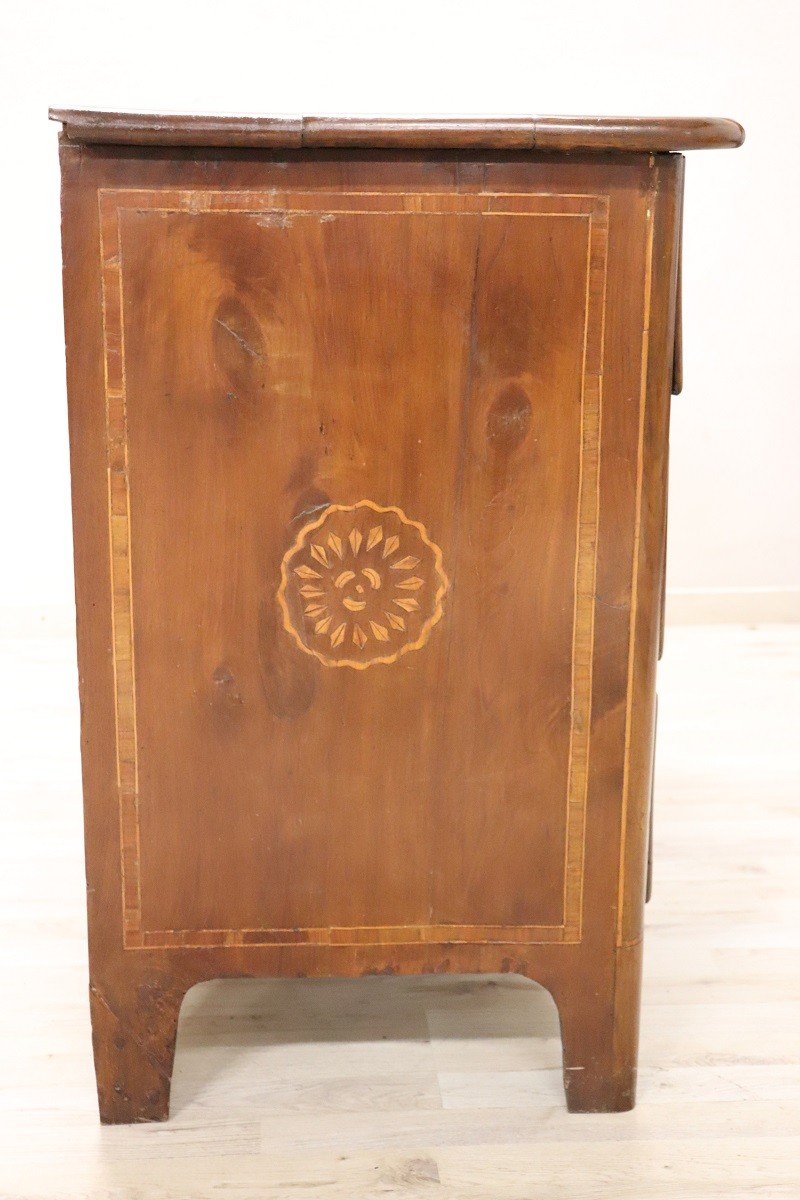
[50, 110, 744, 152]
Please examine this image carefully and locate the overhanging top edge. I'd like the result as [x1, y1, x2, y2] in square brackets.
[48, 110, 745, 153]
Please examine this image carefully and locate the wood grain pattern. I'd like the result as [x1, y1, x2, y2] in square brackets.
[50, 109, 745, 152]
[96, 186, 608, 951]
[53, 132, 730, 1121]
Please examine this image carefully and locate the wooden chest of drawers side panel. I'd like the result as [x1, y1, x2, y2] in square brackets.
[97, 187, 606, 947]
[58, 143, 683, 1121]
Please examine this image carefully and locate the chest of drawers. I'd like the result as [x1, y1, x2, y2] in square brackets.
[52, 110, 743, 1121]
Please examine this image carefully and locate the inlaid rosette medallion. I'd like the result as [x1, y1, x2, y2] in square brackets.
[278, 500, 448, 668]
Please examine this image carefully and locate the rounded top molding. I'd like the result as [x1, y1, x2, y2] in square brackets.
[49, 110, 745, 153]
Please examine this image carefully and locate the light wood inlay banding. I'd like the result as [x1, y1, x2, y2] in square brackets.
[98, 188, 609, 950]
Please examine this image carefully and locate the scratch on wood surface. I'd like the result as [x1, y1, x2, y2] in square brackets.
[253, 211, 293, 229]
[214, 318, 264, 360]
[595, 593, 627, 611]
[291, 502, 330, 523]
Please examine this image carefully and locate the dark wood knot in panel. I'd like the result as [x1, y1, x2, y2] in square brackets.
[486, 382, 534, 456]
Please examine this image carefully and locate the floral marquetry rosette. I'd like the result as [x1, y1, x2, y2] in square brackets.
[278, 501, 449, 668]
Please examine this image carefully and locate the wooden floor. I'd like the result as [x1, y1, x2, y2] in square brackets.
[1, 617, 798, 1199]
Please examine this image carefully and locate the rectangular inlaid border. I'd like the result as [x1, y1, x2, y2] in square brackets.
[98, 188, 610, 949]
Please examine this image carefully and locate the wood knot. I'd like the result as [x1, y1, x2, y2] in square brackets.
[212, 296, 266, 397]
[212, 665, 243, 707]
[486, 382, 533, 456]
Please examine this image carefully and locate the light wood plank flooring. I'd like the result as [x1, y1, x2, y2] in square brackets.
[1, 617, 798, 1198]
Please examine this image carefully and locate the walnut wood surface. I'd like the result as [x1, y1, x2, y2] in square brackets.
[57, 135, 706, 1122]
[50, 109, 745, 152]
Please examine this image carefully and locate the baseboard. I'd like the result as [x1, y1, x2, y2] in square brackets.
[665, 588, 800, 625]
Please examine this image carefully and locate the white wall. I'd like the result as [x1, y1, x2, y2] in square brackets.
[2, 0, 798, 618]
